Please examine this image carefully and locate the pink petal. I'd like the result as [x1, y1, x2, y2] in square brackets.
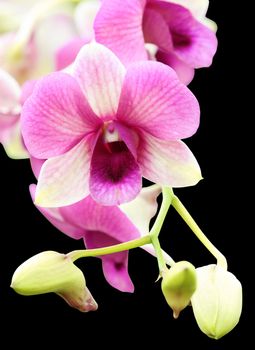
[84, 231, 134, 292]
[73, 43, 126, 119]
[29, 184, 85, 239]
[94, 0, 147, 65]
[60, 196, 140, 242]
[21, 72, 101, 159]
[143, 7, 173, 53]
[30, 156, 45, 179]
[152, 1, 217, 68]
[117, 61, 200, 140]
[35, 137, 92, 207]
[89, 136, 142, 205]
[156, 50, 195, 85]
[169, 0, 209, 19]
[20, 79, 38, 105]
[55, 38, 87, 71]
[138, 132, 202, 187]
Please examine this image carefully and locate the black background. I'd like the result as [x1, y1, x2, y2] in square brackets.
[0, 1, 249, 348]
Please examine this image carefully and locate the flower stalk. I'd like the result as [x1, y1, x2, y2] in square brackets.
[171, 194, 227, 270]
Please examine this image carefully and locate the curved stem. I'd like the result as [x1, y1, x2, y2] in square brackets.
[171, 195, 227, 270]
[150, 186, 175, 274]
[67, 235, 151, 262]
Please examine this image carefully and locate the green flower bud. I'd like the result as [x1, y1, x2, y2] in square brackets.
[11, 251, 98, 312]
[191, 264, 242, 339]
[161, 261, 197, 318]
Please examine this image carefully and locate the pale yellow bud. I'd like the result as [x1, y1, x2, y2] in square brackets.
[161, 261, 197, 318]
[191, 264, 242, 339]
[11, 251, 98, 312]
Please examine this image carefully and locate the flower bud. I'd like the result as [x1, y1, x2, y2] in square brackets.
[11, 251, 98, 312]
[161, 261, 197, 318]
[191, 264, 242, 339]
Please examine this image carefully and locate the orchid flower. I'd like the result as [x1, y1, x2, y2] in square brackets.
[94, 0, 217, 84]
[21, 42, 201, 207]
[0, 68, 28, 158]
[29, 182, 162, 293]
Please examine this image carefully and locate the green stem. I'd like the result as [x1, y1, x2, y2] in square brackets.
[172, 195, 227, 270]
[67, 235, 151, 262]
[150, 186, 175, 274]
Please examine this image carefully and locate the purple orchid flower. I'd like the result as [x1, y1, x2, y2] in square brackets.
[21, 42, 201, 207]
[94, 0, 217, 84]
[29, 181, 162, 293]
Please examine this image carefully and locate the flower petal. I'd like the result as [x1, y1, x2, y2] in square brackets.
[153, 2, 217, 68]
[29, 184, 85, 239]
[35, 137, 92, 207]
[120, 185, 161, 236]
[73, 42, 126, 119]
[21, 72, 101, 158]
[1, 121, 28, 159]
[89, 137, 142, 205]
[138, 133, 202, 187]
[169, 0, 209, 19]
[60, 195, 140, 241]
[55, 38, 87, 71]
[84, 232, 134, 292]
[156, 50, 195, 85]
[94, 0, 147, 65]
[143, 7, 173, 52]
[117, 61, 200, 140]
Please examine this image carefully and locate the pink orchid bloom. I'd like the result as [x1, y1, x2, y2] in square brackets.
[0, 68, 28, 158]
[29, 182, 162, 293]
[94, 0, 217, 84]
[22, 42, 201, 207]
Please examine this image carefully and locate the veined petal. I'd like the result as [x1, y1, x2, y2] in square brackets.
[138, 133, 202, 187]
[94, 0, 147, 65]
[117, 61, 199, 140]
[156, 50, 195, 85]
[89, 137, 142, 205]
[35, 137, 92, 208]
[73, 42, 126, 119]
[143, 7, 173, 53]
[84, 232, 134, 292]
[29, 184, 85, 239]
[21, 72, 101, 159]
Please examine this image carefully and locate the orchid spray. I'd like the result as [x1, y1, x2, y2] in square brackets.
[0, 0, 242, 340]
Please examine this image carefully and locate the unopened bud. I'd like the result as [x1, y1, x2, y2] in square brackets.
[11, 251, 98, 312]
[161, 261, 197, 318]
[191, 264, 242, 339]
